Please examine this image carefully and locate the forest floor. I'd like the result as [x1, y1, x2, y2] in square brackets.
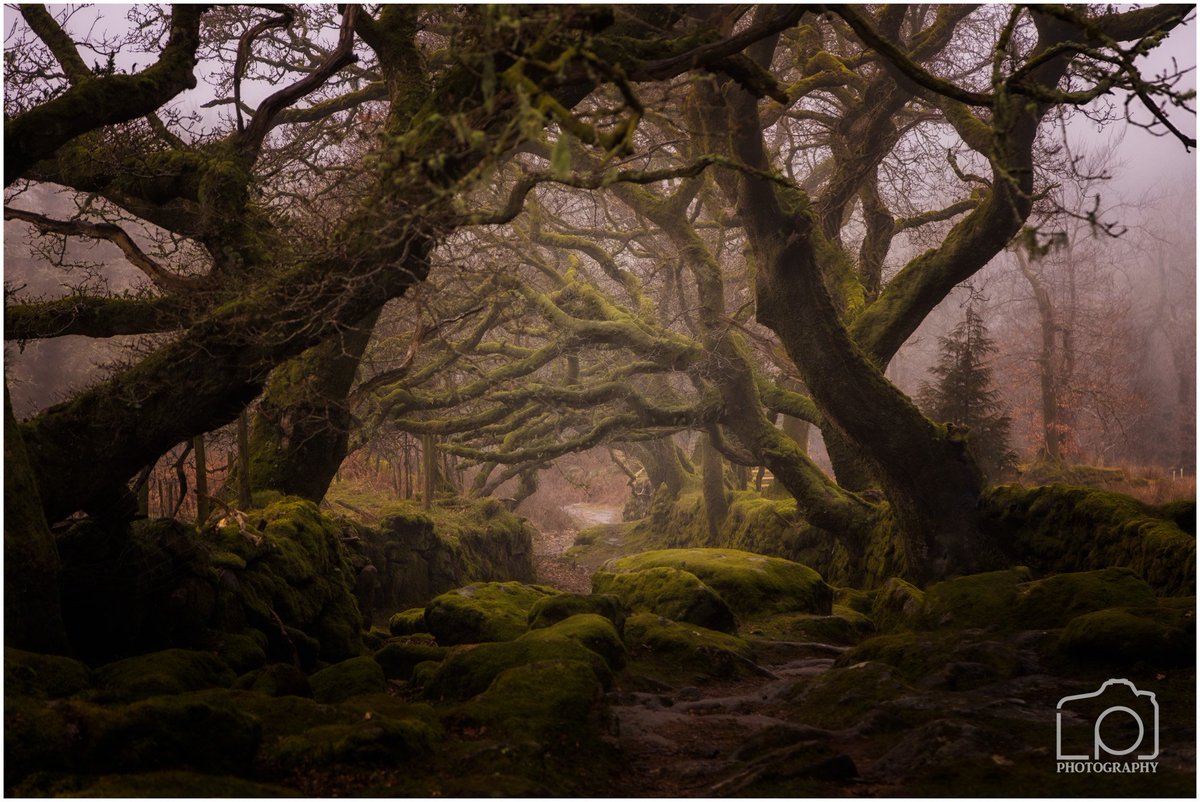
[529, 508, 1197, 797]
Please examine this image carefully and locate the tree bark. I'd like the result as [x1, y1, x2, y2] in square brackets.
[4, 385, 69, 653]
[244, 310, 380, 502]
[701, 433, 728, 541]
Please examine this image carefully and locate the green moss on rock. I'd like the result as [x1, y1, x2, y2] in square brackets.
[452, 659, 603, 744]
[750, 606, 873, 645]
[1058, 604, 1195, 666]
[5, 647, 90, 698]
[871, 577, 924, 632]
[265, 713, 435, 769]
[233, 662, 312, 697]
[309, 656, 388, 703]
[789, 661, 910, 729]
[622, 612, 756, 686]
[374, 640, 448, 680]
[981, 484, 1195, 596]
[520, 614, 626, 671]
[423, 637, 611, 702]
[593, 566, 735, 633]
[918, 569, 1029, 630]
[1013, 567, 1156, 629]
[388, 607, 429, 636]
[604, 548, 833, 618]
[212, 631, 268, 674]
[527, 592, 626, 635]
[216, 498, 364, 664]
[424, 581, 558, 645]
[93, 649, 236, 699]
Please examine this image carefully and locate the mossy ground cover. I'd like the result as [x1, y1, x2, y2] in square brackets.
[8, 484, 1197, 797]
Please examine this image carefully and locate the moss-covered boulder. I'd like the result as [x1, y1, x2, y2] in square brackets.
[5, 647, 90, 698]
[520, 614, 626, 671]
[212, 631, 268, 674]
[214, 498, 364, 664]
[374, 640, 447, 680]
[423, 637, 611, 702]
[750, 606, 873, 645]
[265, 714, 436, 769]
[1058, 603, 1195, 666]
[1013, 567, 1157, 629]
[17, 692, 263, 777]
[870, 577, 924, 632]
[836, 631, 1019, 690]
[592, 566, 736, 633]
[388, 607, 429, 636]
[918, 568, 1030, 630]
[452, 659, 604, 744]
[424, 581, 558, 645]
[334, 494, 537, 617]
[234, 663, 312, 697]
[527, 592, 626, 635]
[309, 656, 388, 703]
[981, 484, 1195, 596]
[623, 612, 757, 686]
[604, 548, 833, 618]
[93, 649, 236, 699]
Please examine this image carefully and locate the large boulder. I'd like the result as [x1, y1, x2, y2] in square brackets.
[1058, 600, 1195, 666]
[592, 567, 736, 633]
[520, 614, 626, 671]
[424, 582, 558, 646]
[527, 592, 626, 635]
[603, 548, 833, 618]
[423, 636, 611, 702]
[93, 649, 236, 700]
[622, 612, 757, 686]
[309, 656, 388, 703]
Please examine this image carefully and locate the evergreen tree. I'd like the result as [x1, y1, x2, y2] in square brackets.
[918, 307, 1018, 482]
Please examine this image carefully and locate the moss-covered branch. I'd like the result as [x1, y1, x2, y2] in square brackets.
[5, 295, 188, 341]
[5, 5, 206, 185]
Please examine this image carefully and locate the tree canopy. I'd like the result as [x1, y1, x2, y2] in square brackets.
[5, 4, 1195, 587]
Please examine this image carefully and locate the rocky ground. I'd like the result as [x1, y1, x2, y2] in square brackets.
[7, 501, 1195, 797]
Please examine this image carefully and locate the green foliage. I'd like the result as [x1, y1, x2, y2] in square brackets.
[917, 306, 1017, 482]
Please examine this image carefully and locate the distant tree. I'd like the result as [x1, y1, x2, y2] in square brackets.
[919, 307, 1017, 483]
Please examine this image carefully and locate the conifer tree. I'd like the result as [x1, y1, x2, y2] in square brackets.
[919, 307, 1018, 482]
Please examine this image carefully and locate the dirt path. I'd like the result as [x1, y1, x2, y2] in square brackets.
[606, 640, 849, 797]
[531, 503, 623, 593]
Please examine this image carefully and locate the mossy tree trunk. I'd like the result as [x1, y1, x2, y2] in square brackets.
[700, 433, 728, 541]
[629, 439, 689, 498]
[4, 386, 69, 654]
[243, 310, 380, 502]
